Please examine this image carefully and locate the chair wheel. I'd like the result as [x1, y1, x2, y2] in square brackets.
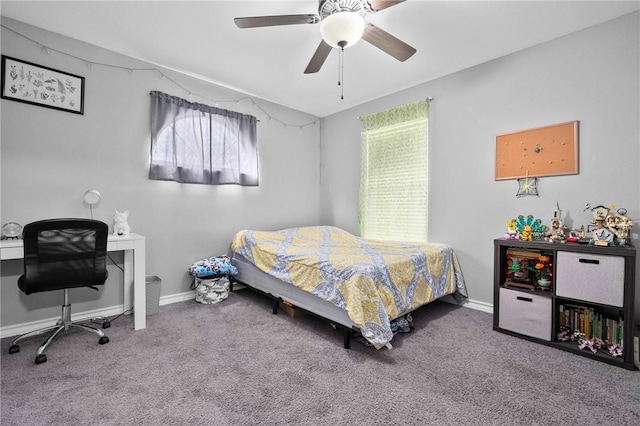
[102, 321, 111, 329]
[35, 354, 47, 364]
[99, 336, 109, 345]
[8, 344, 19, 354]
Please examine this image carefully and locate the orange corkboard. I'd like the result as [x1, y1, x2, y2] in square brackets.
[495, 121, 579, 180]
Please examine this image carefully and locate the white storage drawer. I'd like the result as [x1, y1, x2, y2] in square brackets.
[555, 251, 624, 307]
[499, 288, 552, 341]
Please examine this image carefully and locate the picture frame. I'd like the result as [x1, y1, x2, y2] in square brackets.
[1, 55, 84, 115]
[495, 121, 579, 180]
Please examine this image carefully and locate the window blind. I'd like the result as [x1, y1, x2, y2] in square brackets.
[359, 100, 428, 242]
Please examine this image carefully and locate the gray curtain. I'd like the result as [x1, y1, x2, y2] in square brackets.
[149, 91, 258, 186]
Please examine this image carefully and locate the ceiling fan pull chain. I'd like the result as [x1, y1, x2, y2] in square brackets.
[338, 46, 342, 87]
[340, 46, 344, 100]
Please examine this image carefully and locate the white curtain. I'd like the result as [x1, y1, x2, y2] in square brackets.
[149, 91, 259, 186]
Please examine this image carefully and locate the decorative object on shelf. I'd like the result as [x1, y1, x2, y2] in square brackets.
[592, 221, 614, 246]
[113, 210, 130, 236]
[557, 327, 623, 358]
[587, 203, 613, 246]
[1, 55, 85, 114]
[511, 214, 547, 241]
[567, 225, 589, 243]
[533, 255, 552, 289]
[537, 277, 551, 288]
[515, 173, 539, 197]
[565, 228, 580, 243]
[585, 203, 632, 247]
[546, 202, 566, 243]
[510, 253, 553, 290]
[507, 256, 528, 284]
[605, 205, 634, 247]
[1, 222, 22, 239]
[504, 247, 546, 290]
[609, 344, 623, 357]
[504, 220, 519, 240]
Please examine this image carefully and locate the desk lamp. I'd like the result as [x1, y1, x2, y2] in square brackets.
[83, 189, 101, 219]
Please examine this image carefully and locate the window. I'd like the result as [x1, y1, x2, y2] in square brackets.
[359, 100, 428, 242]
[149, 91, 259, 186]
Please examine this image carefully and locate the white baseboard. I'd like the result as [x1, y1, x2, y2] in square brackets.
[0, 305, 126, 339]
[440, 294, 494, 314]
[1, 289, 493, 338]
[159, 290, 196, 306]
[0, 291, 197, 339]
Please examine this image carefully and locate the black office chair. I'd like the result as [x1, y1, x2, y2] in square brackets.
[8, 219, 110, 364]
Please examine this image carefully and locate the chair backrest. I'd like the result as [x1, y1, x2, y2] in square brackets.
[21, 219, 109, 295]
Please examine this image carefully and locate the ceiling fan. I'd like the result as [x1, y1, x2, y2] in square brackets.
[234, 0, 416, 74]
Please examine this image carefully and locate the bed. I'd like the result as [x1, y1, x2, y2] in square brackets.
[230, 226, 467, 349]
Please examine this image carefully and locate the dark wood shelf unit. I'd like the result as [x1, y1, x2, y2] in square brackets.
[494, 239, 636, 370]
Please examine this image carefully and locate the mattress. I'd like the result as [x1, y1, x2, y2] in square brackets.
[231, 226, 467, 348]
[232, 253, 357, 329]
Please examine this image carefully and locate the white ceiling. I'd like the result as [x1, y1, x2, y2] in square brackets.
[1, 1, 638, 117]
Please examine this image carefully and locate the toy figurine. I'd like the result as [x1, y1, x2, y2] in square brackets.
[605, 205, 633, 246]
[585, 203, 633, 246]
[547, 219, 565, 243]
[546, 203, 565, 243]
[504, 220, 519, 239]
[521, 225, 533, 241]
[589, 205, 613, 246]
[511, 215, 547, 240]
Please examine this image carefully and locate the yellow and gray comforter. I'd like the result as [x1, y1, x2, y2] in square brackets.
[231, 226, 467, 348]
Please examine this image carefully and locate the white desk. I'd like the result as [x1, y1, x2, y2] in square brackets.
[1, 233, 147, 330]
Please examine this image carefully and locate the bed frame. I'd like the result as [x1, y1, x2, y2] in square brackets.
[231, 254, 361, 348]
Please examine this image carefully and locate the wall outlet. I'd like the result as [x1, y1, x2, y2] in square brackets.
[632, 233, 639, 240]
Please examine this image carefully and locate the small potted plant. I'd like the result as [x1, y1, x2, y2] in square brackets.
[533, 255, 552, 288]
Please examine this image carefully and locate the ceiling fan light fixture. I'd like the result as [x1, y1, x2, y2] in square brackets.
[320, 11, 365, 49]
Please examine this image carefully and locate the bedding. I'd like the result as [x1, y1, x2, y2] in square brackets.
[231, 226, 467, 349]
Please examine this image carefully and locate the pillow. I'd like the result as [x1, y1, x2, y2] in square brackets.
[189, 254, 238, 278]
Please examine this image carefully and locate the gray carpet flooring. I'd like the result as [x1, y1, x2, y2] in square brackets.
[1, 288, 639, 425]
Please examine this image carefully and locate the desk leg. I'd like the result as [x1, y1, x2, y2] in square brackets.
[133, 241, 146, 330]
[124, 243, 146, 330]
[123, 249, 134, 317]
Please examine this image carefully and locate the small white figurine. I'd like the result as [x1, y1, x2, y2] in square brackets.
[113, 210, 130, 236]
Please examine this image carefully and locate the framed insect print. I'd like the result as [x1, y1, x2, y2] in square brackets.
[1, 55, 85, 115]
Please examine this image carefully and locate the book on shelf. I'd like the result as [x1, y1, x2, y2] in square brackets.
[558, 303, 623, 345]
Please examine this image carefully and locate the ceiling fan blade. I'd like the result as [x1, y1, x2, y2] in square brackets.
[304, 40, 333, 74]
[367, 0, 406, 12]
[234, 14, 320, 29]
[361, 24, 416, 62]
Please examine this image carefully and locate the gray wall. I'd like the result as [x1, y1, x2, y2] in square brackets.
[0, 18, 321, 327]
[320, 12, 639, 312]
